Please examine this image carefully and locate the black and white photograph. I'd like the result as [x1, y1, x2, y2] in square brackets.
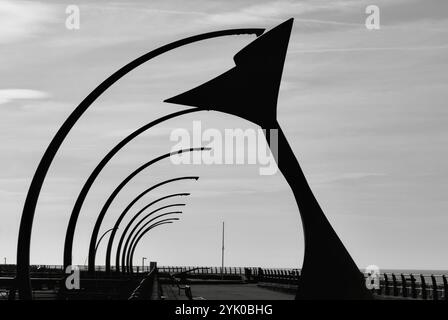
[0, 0, 447, 314]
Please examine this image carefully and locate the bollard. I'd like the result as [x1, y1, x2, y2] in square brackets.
[420, 274, 427, 300]
[384, 274, 389, 295]
[431, 275, 438, 300]
[401, 274, 407, 298]
[8, 288, 16, 301]
[258, 267, 264, 282]
[410, 274, 417, 299]
[392, 273, 398, 296]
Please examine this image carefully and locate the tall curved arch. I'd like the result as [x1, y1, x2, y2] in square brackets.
[18, 27, 264, 299]
[111, 193, 190, 273]
[95, 227, 116, 256]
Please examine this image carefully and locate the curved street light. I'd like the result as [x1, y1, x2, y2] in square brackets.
[95, 227, 117, 258]
[86, 147, 206, 274]
[111, 193, 190, 273]
[127, 218, 179, 274]
[123, 209, 184, 274]
[83, 226, 117, 267]
[18, 27, 263, 299]
[102, 177, 198, 274]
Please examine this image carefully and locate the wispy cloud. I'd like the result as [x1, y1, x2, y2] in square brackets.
[290, 44, 448, 54]
[0, 0, 57, 43]
[0, 89, 49, 105]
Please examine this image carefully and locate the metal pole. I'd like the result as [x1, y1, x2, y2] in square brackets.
[142, 257, 146, 273]
[4, 257, 6, 265]
[221, 221, 225, 280]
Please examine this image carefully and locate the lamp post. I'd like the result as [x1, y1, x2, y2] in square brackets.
[86, 147, 206, 274]
[104, 177, 197, 273]
[141, 257, 147, 274]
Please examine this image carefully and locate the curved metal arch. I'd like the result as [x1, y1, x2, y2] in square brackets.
[111, 193, 190, 273]
[87, 147, 205, 273]
[127, 219, 178, 274]
[83, 227, 117, 267]
[122, 208, 184, 273]
[95, 227, 117, 256]
[19, 27, 264, 299]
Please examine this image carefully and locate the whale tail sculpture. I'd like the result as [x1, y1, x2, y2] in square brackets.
[165, 18, 372, 299]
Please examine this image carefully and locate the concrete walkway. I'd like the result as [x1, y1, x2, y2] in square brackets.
[162, 283, 295, 300]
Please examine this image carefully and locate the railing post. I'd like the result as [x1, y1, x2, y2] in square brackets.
[258, 268, 264, 282]
[410, 274, 417, 299]
[431, 275, 438, 301]
[420, 274, 427, 300]
[384, 274, 389, 295]
[392, 273, 398, 296]
[443, 275, 448, 301]
[401, 274, 407, 298]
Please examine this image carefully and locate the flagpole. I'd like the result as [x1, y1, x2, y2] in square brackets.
[221, 221, 225, 280]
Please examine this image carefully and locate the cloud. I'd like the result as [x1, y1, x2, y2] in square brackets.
[290, 44, 448, 54]
[0, 0, 57, 43]
[0, 89, 50, 105]
[311, 172, 386, 186]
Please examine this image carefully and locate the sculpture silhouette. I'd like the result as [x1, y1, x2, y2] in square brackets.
[165, 18, 371, 299]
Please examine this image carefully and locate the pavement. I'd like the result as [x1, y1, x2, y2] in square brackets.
[161, 283, 295, 300]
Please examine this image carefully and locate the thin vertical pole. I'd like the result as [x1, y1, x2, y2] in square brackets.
[221, 221, 225, 280]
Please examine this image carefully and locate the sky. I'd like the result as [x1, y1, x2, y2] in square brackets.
[0, 0, 447, 271]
